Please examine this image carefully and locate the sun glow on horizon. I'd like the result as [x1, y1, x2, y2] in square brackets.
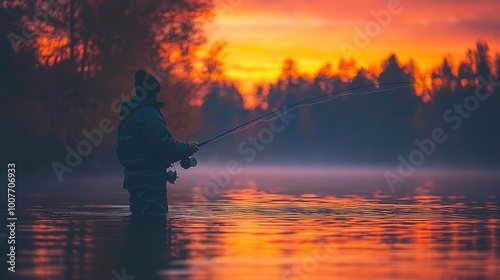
[210, 0, 500, 99]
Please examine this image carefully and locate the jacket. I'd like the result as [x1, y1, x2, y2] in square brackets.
[116, 98, 190, 189]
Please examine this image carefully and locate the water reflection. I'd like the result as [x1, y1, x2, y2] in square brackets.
[11, 171, 500, 279]
[125, 216, 168, 280]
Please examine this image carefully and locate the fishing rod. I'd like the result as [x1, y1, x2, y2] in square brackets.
[177, 81, 415, 170]
[198, 81, 414, 147]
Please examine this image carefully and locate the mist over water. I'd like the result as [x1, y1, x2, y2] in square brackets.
[3, 0, 500, 279]
[6, 166, 499, 279]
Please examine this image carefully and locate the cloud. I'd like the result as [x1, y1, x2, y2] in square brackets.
[214, 0, 500, 84]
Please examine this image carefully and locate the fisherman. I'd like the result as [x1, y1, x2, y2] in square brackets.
[117, 69, 199, 215]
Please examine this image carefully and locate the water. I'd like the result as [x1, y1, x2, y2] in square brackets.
[4, 167, 500, 279]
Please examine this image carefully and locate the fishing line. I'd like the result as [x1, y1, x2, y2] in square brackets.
[198, 82, 416, 147]
[222, 83, 413, 138]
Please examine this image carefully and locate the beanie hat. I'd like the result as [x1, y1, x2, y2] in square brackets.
[134, 69, 161, 96]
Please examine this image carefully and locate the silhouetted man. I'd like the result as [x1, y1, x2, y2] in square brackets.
[117, 69, 198, 215]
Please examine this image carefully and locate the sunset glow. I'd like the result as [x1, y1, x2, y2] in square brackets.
[210, 0, 500, 91]
[4, 1, 500, 278]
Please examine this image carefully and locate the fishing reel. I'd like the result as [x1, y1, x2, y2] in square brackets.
[165, 157, 197, 184]
[166, 169, 178, 184]
[180, 157, 197, 169]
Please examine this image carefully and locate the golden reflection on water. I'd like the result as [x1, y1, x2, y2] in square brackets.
[176, 187, 499, 280]
[15, 178, 500, 280]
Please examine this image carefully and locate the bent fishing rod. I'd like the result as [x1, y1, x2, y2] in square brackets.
[175, 81, 414, 171]
[197, 81, 414, 147]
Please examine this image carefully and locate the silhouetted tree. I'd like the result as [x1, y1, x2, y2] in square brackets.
[1, 0, 214, 168]
[3, 2, 500, 169]
[475, 41, 492, 79]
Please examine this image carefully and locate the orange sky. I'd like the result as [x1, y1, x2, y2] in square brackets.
[207, 0, 500, 92]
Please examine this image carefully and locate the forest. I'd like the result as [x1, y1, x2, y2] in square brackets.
[1, 0, 500, 175]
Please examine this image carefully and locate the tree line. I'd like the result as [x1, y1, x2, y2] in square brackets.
[1, 0, 214, 170]
[1, 1, 499, 170]
[199, 42, 500, 166]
